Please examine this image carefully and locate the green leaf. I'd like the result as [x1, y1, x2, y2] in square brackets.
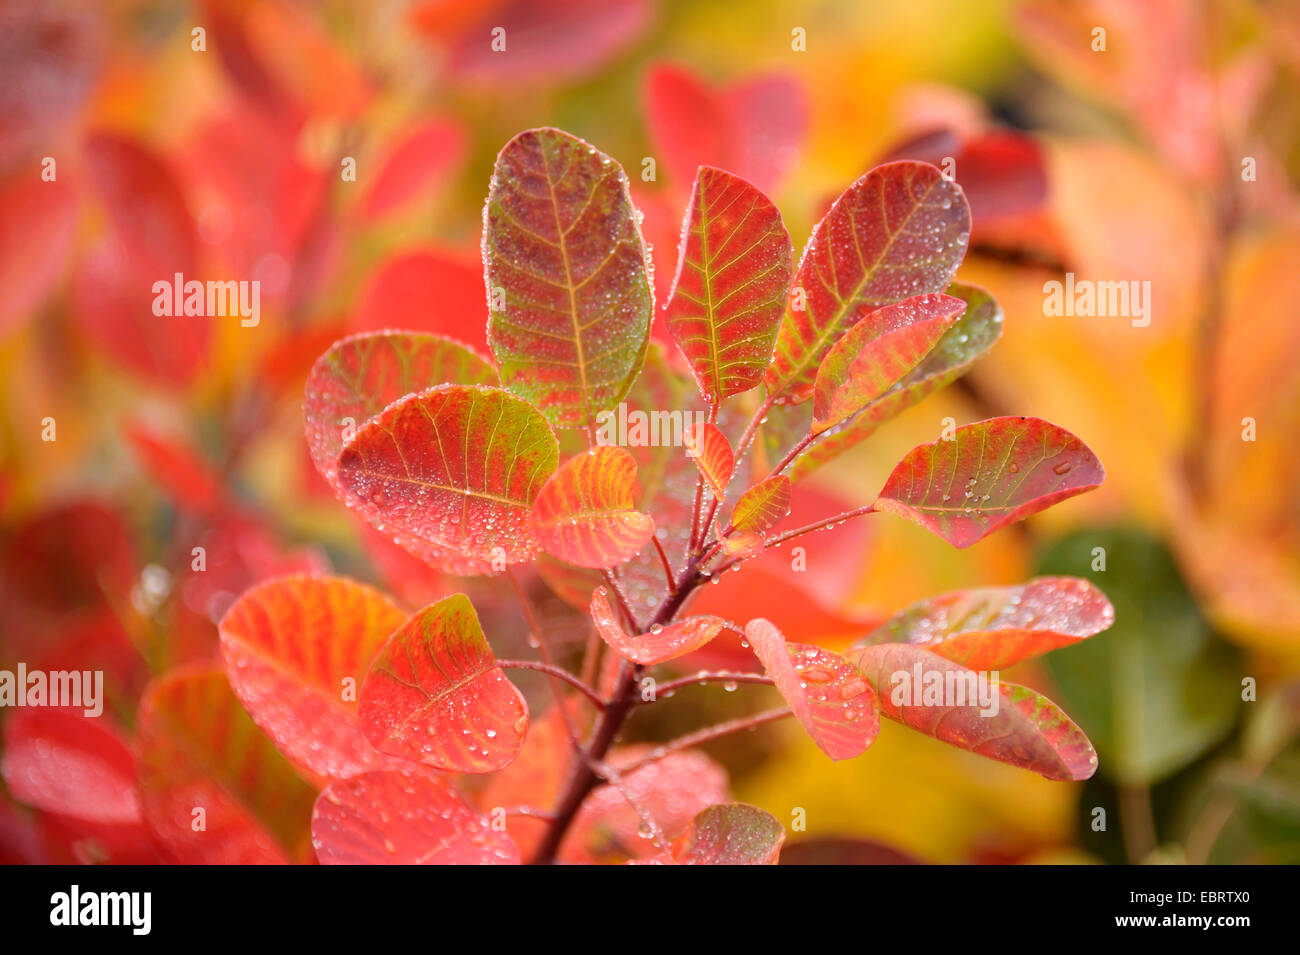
[727, 475, 792, 535]
[485, 127, 653, 429]
[1036, 528, 1242, 785]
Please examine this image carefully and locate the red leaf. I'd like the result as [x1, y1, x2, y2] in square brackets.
[850, 643, 1098, 781]
[312, 768, 518, 865]
[361, 117, 467, 220]
[304, 330, 497, 493]
[1, 709, 140, 825]
[359, 594, 528, 773]
[686, 422, 735, 497]
[529, 446, 655, 568]
[125, 422, 228, 515]
[446, 0, 653, 86]
[1, 499, 135, 615]
[881, 128, 1049, 232]
[71, 239, 210, 389]
[641, 803, 785, 865]
[727, 475, 791, 535]
[219, 575, 410, 781]
[644, 64, 807, 194]
[565, 748, 730, 863]
[485, 127, 652, 428]
[136, 664, 317, 864]
[873, 416, 1104, 548]
[0, 174, 77, 338]
[590, 587, 729, 665]
[353, 246, 491, 354]
[811, 292, 966, 433]
[745, 619, 879, 760]
[664, 167, 793, 402]
[765, 161, 970, 403]
[790, 282, 1003, 479]
[337, 385, 558, 574]
[859, 576, 1115, 670]
[84, 131, 197, 280]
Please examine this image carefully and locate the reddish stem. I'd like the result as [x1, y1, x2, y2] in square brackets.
[647, 671, 774, 699]
[497, 660, 606, 709]
[618, 707, 794, 774]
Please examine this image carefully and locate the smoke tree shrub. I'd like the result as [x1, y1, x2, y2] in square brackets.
[224, 127, 1115, 865]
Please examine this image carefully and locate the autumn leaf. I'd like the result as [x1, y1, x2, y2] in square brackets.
[873, 416, 1104, 548]
[565, 747, 730, 863]
[337, 384, 557, 573]
[360, 117, 467, 220]
[304, 330, 496, 491]
[638, 803, 785, 865]
[727, 474, 791, 535]
[664, 166, 793, 403]
[790, 282, 1003, 478]
[1, 709, 140, 825]
[858, 576, 1114, 670]
[352, 247, 491, 354]
[485, 127, 652, 428]
[685, 421, 735, 497]
[643, 64, 807, 194]
[312, 768, 518, 865]
[765, 161, 970, 403]
[0, 174, 77, 338]
[529, 446, 655, 568]
[850, 643, 1098, 781]
[359, 594, 529, 774]
[745, 619, 879, 760]
[136, 665, 317, 864]
[218, 574, 410, 781]
[590, 586, 729, 665]
[811, 292, 966, 433]
[84, 131, 197, 281]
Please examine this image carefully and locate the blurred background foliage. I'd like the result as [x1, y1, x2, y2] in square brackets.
[1, 0, 1298, 863]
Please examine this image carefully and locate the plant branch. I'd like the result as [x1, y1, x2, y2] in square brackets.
[734, 392, 777, 466]
[528, 552, 715, 864]
[498, 660, 606, 709]
[619, 706, 794, 774]
[645, 671, 774, 700]
[650, 534, 675, 591]
[600, 568, 639, 633]
[763, 503, 877, 550]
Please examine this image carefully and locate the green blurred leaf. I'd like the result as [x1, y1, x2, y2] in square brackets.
[1036, 527, 1241, 785]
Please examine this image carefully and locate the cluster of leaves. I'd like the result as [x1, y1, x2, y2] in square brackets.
[184, 125, 1115, 865]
